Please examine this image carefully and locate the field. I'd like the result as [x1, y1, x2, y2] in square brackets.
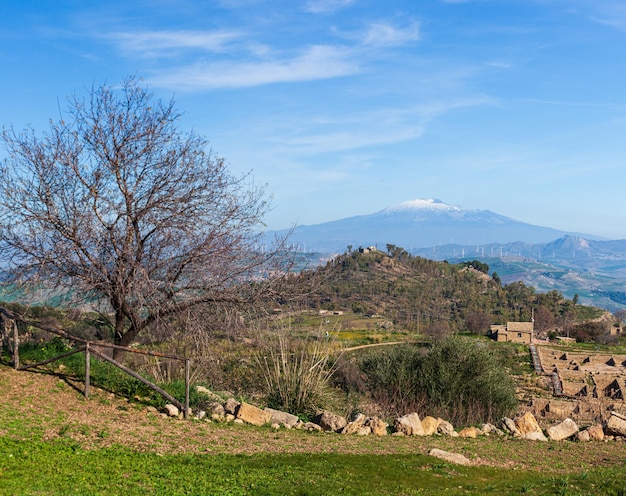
[1, 365, 626, 495]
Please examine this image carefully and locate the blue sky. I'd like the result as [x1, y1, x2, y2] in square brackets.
[2, 1, 626, 238]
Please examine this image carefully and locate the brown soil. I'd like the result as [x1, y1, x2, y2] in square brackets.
[1, 365, 625, 473]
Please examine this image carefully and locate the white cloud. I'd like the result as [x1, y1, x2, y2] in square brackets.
[278, 126, 425, 154]
[108, 30, 242, 57]
[263, 96, 492, 155]
[564, 1, 626, 30]
[304, 0, 355, 14]
[362, 21, 420, 47]
[150, 44, 359, 89]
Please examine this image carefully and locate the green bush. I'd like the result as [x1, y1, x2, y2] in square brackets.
[359, 336, 518, 426]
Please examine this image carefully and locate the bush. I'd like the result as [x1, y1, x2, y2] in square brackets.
[257, 329, 339, 418]
[359, 336, 518, 426]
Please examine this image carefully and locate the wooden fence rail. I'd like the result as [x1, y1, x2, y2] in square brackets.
[0, 307, 190, 418]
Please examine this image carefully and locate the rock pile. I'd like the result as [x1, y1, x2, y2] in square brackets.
[155, 386, 626, 443]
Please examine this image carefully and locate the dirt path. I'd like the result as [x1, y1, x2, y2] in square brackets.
[342, 341, 404, 352]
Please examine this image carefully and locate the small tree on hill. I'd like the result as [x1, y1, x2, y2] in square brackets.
[0, 77, 288, 349]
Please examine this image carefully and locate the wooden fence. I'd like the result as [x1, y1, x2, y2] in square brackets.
[0, 307, 190, 418]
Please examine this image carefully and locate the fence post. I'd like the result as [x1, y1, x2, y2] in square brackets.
[184, 358, 190, 419]
[84, 342, 91, 399]
[12, 320, 19, 370]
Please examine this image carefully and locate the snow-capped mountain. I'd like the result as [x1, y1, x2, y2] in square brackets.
[271, 198, 601, 253]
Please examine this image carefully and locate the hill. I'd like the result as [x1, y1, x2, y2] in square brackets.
[266, 198, 626, 310]
[291, 248, 605, 337]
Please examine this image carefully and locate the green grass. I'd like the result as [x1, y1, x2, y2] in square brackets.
[1, 437, 625, 496]
[13, 339, 186, 408]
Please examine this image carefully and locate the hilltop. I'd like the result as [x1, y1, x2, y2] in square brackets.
[290, 247, 606, 338]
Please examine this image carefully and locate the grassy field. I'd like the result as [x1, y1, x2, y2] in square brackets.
[3, 437, 626, 496]
[1, 365, 626, 495]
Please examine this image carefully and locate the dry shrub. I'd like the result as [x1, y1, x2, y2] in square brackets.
[257, 328, 341, 417]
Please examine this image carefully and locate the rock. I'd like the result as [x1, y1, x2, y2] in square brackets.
[163, 404, 179, 417]
[356, 426, 371, 436]
[234, 418, 245, 425]
[500, 417, 521, 437]
[522, 430, 548, 442]
[225, 414, 236, 423]
[271, 423, 281, 430]
[515, 412, 542, 436]
[236, 402, 272, 426]
[437, 420, 456, 436]
[577, 430, 590, 442]
[195, 386, 223, 403]
[223, 398, 240, 416]
[459, 427, 481, 438]
[302, 422, 323, 432]
[316, 411, 348, 432]
[546, 418, 579, 441]
[366, 417, 388, 436]
[209, 403, 226, 417]
[428, 448, 472, 466]
[146, 406, 159, 415]
[342, 414, 367, 435]
[394, 413, 425, 436]
[606, 412, 626, 437]
[481, 423, 498, 434]
[422, 416, 440, 436]
[586, 424, 605, 441]
[265, 408, 300, 428]
[194, 410, 207, 420]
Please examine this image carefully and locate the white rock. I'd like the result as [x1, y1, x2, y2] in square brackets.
[428, 448, 472, 466]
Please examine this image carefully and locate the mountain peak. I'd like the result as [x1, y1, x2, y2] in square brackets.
[381, 198, 462, 214]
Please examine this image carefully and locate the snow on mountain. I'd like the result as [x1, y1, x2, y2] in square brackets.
[380, 198, 462, 214]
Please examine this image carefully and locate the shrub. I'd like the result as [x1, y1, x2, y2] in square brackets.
[359, 336, 518, 426]
[257, 329, 339, 418]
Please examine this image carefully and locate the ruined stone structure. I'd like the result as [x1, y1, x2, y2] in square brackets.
[523, 347, 626, 424]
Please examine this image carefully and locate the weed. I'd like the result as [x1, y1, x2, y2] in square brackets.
[58, 423, 72, 437]
[519, 482, 533, 494]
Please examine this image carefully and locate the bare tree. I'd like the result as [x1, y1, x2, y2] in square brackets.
[0, 77, 288, 348]
[533, 305, 555, 333]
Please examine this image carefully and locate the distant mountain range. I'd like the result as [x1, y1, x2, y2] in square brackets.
[271, 198, 604, 253]
[411, 236, 626, 310]
[269, 198, 626, 310]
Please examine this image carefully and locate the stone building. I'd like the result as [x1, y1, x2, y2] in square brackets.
[490, 321, 534, 344]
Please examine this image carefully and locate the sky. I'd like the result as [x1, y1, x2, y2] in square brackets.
[2, 0, 626, 238]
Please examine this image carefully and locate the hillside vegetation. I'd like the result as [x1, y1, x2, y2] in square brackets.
[294, 248, 605, 337]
